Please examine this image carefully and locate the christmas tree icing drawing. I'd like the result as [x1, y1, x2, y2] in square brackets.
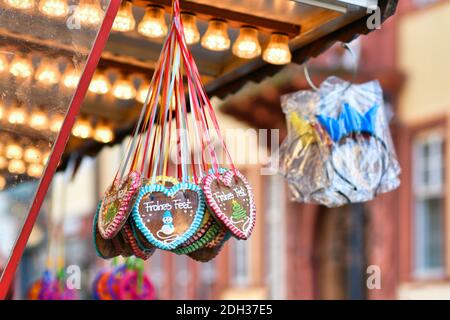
[105, 202, 118, 224]
[231, 200, 247, 222]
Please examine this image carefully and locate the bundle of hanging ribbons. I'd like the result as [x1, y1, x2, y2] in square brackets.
[93, 0, 256, 263]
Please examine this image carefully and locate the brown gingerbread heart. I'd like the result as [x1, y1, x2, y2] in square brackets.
[98, 171, 142, 239]
[202, 169, 256, 240]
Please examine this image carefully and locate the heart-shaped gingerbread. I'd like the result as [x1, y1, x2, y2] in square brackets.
[132, 182, 206, 250]
[93, 201, 122, 259]
[202, 169, 256, 240]
[98, 171, 142, 239]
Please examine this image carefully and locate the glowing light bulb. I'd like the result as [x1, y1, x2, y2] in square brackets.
[24, 146, 42, 163]
[7, 104, 27, 125]
[62, 65, 81, 89]
[30, 109, 48, 130]
[181, 12, 200, 45]
[5, 0, 34, 10]
[112, 1, 135, 32]
[201, 19, 230, 51]
[232, 26, 261, 59]
[35, 59, 61, 85]
[10, 55, 33, 79]
[0, 156, 7, 169]
[89, 72, 111, 94]
[27, 163, 44, 177]
[0, 53, 9, 73]
[8, 159, 26, 174]
[94, 123, 114, 143]
[136, 81, 151, 104]
[50, 113, 65, 132]
[72, 118, 92, 139]
[6, 143, 23, 160]
[74, 0, 104, 26]
[38, 0, 68, 17]
[0, 175, 6, 190]
[112, 76, 136, 100]
[263, 33, 292, 65]
[138, 6, 168, 38]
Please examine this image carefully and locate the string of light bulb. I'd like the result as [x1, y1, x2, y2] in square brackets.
[3, 0, 292, 65]
[0, 137, 50, 182]
[0, 101, 115, 143]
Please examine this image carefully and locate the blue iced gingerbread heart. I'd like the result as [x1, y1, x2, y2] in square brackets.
[131, 182, 206, 250]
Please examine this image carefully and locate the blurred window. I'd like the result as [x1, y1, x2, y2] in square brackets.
[230, 239, 251, 287]
[413, 131, 445, 278]
[149, 250, 164, 294]
[174, 254, 190, 299]
[198, 260, 217, 299]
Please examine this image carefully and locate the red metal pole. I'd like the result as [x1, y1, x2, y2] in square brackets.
[0, 0, 122, 299]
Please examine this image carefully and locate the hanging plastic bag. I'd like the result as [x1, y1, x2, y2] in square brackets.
[276, 76, 400, 207]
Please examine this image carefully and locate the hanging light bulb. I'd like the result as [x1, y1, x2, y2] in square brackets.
[24, 146, 42, 163]
[9, 55, 33, 79]
[89, 71, 111, 94]
[263, 33, 292, 65]
[7, 104, 27, 125]
[38, 0, 69, 17]
[8, 159, 26, 174]
[0, 53, 9, 73]
[6, 142, 23, 160]
[136, 80, 151, 104]
[201, 19, 231, 51]
[0, 156, 7, 170]
[181, 12, 200, 45]
[74, 0, 104, 27]
[72, 118, 92, 139]
[112, 75, 136, 100]
[112, 1, 135, 32]
[94, 122, 114, 143]
[0, 175, 6, 190]
[35, 59, 61, 85]
[50, 113, 65, 132]
[62, 65, 81, 89]
[232, 26, 261, 59]
[5, 0, 34, 10]
[138, 5, 168, 38]
[30, 108, 48, 130]
[27, 163, 44, 178]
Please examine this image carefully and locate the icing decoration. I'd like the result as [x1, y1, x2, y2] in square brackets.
[132, 182, 206, 250]
[202, 169, 256, 240]
[98, 171, 142, 239]
[316, 103, 379, 142]
[188, 232, 231, 262]
[121, 222, 155, 260]
[173, 221, 221, 255]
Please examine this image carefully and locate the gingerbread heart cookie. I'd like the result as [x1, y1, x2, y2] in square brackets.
[202, 169, 256, 240]
[93, 202, 122, 259]
[132, 182, 206, 250]
[98, 171, 142, 239]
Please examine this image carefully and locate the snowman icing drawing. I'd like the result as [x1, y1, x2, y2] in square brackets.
[156, 211, 179, 243]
